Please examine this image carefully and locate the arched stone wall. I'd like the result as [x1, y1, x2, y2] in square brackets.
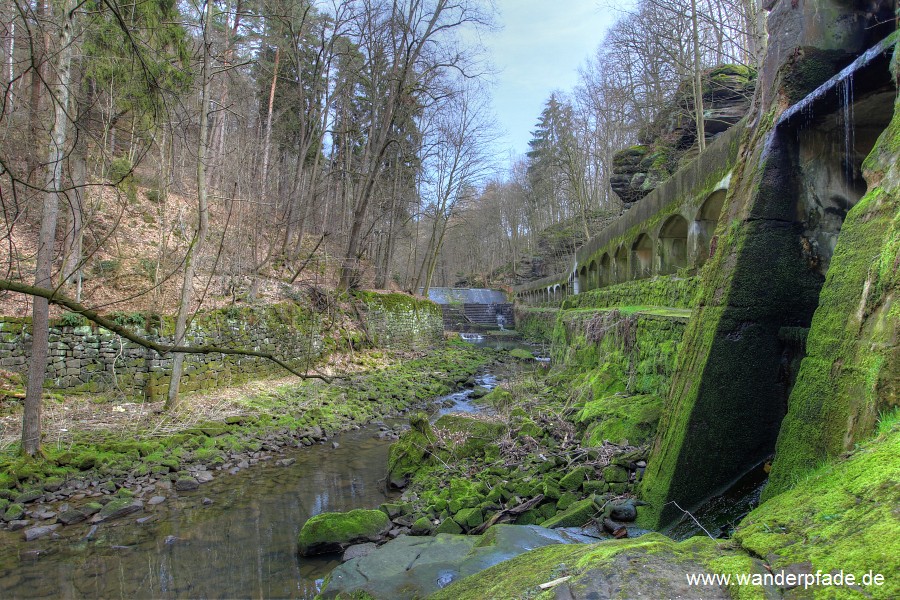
[693, 189, 726, 267]
[658, 214, 689, 275]
[631, 233, 653, 280]
[614, 245, 628, 283]
[599, 254, 611, 287]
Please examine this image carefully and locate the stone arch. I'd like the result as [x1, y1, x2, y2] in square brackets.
[552, 284, 561, 302]
[614, 245, 628, 283]
[578, 265, 589, 294]
[694, 190, 726, 266]
[659, 214, 689, 275]
[587, 260, 598, 291]
[631, 233, 653, 279]
[600, 253, 611, 287]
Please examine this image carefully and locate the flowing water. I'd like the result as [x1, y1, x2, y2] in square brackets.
[0, 370, 502, 599]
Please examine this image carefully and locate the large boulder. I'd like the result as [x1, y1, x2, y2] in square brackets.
[611, 64, 755, 205]
[321, 524, 600, 599]
[386, 413, 436, 489]
[297, 509, 391, 556]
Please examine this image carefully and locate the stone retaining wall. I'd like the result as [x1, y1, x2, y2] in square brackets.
[1, 293, 444, 401]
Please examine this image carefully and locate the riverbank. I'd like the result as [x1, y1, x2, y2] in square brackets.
[0, 341, 493, 541]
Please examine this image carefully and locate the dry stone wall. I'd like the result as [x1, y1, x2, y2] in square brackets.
[0, 294, 444, 402]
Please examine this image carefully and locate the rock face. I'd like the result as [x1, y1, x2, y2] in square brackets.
[297, 509, 391, 556]
[611, 65, 755, 205]
[321, 524, 600, 599]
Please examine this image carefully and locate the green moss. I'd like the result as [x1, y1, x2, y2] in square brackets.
[580, 394, 663, 446]
[735, 430, 900, 599]
[540, 498, 598, 529]
[509, 348, 535, 360]
[780, 47, 849, 104]
[765, 93, 900, 500]
[297, 509, 390, 555]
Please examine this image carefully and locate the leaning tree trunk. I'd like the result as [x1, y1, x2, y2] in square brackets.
[23, 0, 77, 455]
[166, 1, 212, 410]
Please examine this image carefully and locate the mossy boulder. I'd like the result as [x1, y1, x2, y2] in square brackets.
[559, 466, 592, 491]
[298, 509, 391, 556]
[580, 393, 663, 446]
[2, 503, 24, 522]
[411, 516, 433, 536]
[97, 498, 143, 522]
[453, 507, 484, 530]
[387, 413, 437, 488]
[602, 465, 630, 484]
[434, 518, 463, 535]
[508, 348, 534, 361]
[540, 498, 598, 529]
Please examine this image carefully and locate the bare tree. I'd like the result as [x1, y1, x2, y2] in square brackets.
[22, 0, 77, 455]
[166, 0, 213, 410]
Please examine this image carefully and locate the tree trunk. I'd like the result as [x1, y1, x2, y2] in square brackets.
[691, 0, 706, 152]
[23, 0, 76, 455]
[166, 1, 212, 410]
[26, 0, 47, 189]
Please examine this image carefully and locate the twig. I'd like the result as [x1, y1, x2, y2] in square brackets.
[665, 501, 721, 546]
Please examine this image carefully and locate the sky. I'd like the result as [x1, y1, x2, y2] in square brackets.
[484, 1, 624, 170]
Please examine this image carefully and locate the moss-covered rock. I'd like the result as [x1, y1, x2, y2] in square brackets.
[540, 498, 598, 529]
[559, 466, 592, 491]
[454, 507, 484, 530]
[297, 509, 391, 556]
[431, 533, 762, 600]
[387, 413, 437, 488]
[434, 518, 463, 535]
[735, 428, 900, 599]
[508, 348, 534, 361]
[2, 503, 24, 522]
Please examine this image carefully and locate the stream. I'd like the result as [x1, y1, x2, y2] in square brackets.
[0, 371, 498, 600]
[0, 346, 762, 598]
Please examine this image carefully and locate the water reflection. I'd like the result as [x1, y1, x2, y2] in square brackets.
[0, 427, 400, 599]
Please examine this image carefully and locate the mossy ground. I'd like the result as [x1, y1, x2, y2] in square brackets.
[0, 343, 491, 493]
[431, 426, 899, 599]
[735, 426, 900, 599]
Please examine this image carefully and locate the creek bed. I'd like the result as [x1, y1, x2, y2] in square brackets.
[0, 374, 498, 599]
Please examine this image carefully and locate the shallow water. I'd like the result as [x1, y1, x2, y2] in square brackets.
[0, 371, 505, 600]
[0, 426, 401, 599]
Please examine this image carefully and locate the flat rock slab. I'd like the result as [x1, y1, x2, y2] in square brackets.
[97, 499, 143, 522]
[23, 524, 60, 542]
[322, 524, 597, 599]
[342, 542, 377, 562]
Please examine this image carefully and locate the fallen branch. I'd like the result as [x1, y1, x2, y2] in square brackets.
[0, 279, 336, 383]
[470, 494, 545, 535]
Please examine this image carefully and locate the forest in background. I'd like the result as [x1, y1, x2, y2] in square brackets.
[0, 0, 765, 451]
[1, 0, 766, 307]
